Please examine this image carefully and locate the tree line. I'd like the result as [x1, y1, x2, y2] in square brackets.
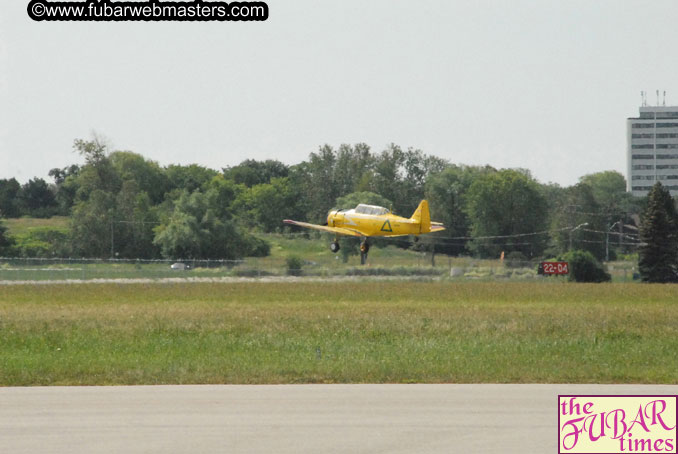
[0, 137, 646, 262]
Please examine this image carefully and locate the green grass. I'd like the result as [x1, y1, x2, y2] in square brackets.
[3, 216, 70, 235]
[0, 281, 675, 385]
[257, 233, 439, 268]
[0, 261, 242, 281]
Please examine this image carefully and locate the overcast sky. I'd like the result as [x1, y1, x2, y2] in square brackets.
[1, 0, 677, 185]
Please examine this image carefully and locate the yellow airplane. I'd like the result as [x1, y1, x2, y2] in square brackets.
[283, 200, 445, 263]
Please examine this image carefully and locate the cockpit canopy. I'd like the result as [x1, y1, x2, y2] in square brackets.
[354, 204, 390, 216]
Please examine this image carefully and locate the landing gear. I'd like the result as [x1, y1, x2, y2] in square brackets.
[360, 238, 370, 265]
[330, 241, 340, 253]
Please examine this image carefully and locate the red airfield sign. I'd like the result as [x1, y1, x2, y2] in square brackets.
[541, 261, 569, 275]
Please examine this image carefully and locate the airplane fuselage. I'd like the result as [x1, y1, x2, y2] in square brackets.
[327, 209, 423, 237]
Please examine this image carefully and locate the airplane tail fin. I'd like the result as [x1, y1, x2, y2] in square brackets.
[410, 200, 431, 234]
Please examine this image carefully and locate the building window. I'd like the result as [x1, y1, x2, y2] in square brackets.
[657, 164, 678, 169]
[640, 112, 656, 119]
[632, 185, 654, 191]
[632, 144, 654, 149]
[656, 144, 678, 149]
[656, 133, 678, 138]
[632, 133, 654, 139]
[632, 164, 654, 170]
[656, 123, 678, 128]
[657, 112, 678, 119]
[632, 154, 654, 160]
[657, 154, 678, 159]
[658, 175, 678, 180]
[632, 175, 655, 180]
[632, 123, 655, 129]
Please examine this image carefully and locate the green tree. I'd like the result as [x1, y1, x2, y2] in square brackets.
[164, 164, 218, 194]
[73, 137, 121, 199]
[304, 144, 340, 222]
[153, 190, 269, 260]
[205, 176, 245, 220]
[335, 191, 393, 211]
[237, 177, 303, 232]
[333, 143, 375, 197]
[426, 165, 494, 255]
[638, 182, 678, 282]
[372, 144, 406, 212]
[222, 159, 289, 187]
[0, 220, 14, 255]
[0, 178, 21, 218]
[466, 169, 548, 258]
[371, 145, 447, 216]
[579, 170, 642, 256]
[110, 151, 169, 205]
[70, 139, 162, 258]
[70, 190, 117, 257]
[399, 148, 447, 215]
[550, 183, 606, 261]
[16, 178, 58, 218]
[111, 181, 159, 258]
[579, 171, 632, 215]
[49, 165, 80, 215]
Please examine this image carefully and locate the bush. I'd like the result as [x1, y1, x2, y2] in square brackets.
[286, 255, 304, 276]
[11, 227, 71, 257]
[244, 234, 271, 257]
[560, 250, 610, 283]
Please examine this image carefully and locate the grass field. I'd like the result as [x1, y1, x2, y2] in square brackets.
[0, 281, 675, 386]
[3, 216, 69, 235]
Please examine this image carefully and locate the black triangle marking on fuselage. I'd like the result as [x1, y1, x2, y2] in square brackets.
[381, 220, 392, 232]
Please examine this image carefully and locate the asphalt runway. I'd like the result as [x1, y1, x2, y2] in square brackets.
[1, 384, 677, 453]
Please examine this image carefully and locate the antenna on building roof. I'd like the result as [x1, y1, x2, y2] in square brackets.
[641, 91, 647, 107]
[663, 91, 666, 106]
[657, 90, 660, 106]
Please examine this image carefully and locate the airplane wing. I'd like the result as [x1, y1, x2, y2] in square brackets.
[283, 220, 363, 237]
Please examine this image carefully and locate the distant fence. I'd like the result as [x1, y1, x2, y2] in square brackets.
[0, 256, 639, 283]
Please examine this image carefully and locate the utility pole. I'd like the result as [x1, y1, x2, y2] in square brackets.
[570, 222, 588, 251]
[568, 205, 575, 250]
[606, 220, 620, 262]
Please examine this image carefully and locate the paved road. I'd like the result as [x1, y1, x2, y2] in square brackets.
[1, 384, 677, 453]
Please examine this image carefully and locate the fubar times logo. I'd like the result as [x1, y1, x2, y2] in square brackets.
[559, 395, 677, 453]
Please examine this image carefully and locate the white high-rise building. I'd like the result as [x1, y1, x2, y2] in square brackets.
[627, 105, 678, 196]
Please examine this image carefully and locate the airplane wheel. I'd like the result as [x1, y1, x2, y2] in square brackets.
[330, 242, 340, 253]
[413, 236, 419, 243]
